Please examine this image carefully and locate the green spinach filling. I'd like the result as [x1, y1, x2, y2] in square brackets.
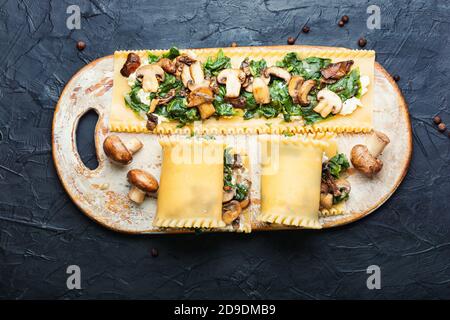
[223, 148, 249, 202]
[124, 50, 363, 127]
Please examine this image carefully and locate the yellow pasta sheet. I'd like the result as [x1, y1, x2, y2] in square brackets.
[154, 138, 226, 228]
[258, 136, 331, 228]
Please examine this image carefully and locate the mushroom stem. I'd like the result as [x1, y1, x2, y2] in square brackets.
[128, 186, 146, 204]
[367, 131, 390, 157]
[124, 138, 143, 154]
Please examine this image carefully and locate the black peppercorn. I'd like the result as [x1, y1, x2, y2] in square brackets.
[287, 37, 295, 45]
[76, 41, 86, 51]
[341, 15, 349, 23]
[338, 20, 345, 27]
[302, 26, 310, 33]
[438, 123, 447, 132]
[358, 37, 367, 48]
[231, 42, 237, 47]
[433, 116, 442, 125]
[393, 75, 400, 82]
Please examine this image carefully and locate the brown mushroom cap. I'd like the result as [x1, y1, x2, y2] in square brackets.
[127, 169, 159, 193]
[298, 79, 316, 106]
[103, 135, 133, 165]
[350, 144, 383, 178]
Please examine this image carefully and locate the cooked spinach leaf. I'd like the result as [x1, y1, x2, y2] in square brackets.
[148, 46, 180, 63]
[204, 49, 231, 77]
[223, 148, 249, 202]
[162, 47, 180, 59]
[213, 85, 235, 116]
[249, 59, 267, 77]
[327, 153, 350, 178]
[124, 82, 154, 115]
[158, 73, 183, 95]
[276, 53, 331, 80]
[155, 97, 200, 126]
[327, 68, 361, 101]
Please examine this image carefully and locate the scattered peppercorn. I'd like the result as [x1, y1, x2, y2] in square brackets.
[338, 20, 345, 27]
[341, 15, 349, 23]
[231, 42, 237, 47]
[151, 248, 159, 257]
[302, 26, 310, 33]
[358, 37, 367, 48]
[287, 36, 295, 45]
[393, 75, 400, 82]
[438, 123, 447, 132]
[76, 41, 86, 51]
[433, 116, 441, 125]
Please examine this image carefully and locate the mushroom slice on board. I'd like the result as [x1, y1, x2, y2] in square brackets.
[197, 102, 216, 120]
[120, 53, 141, 77]
[313, 88, 342, 117]
[127, 169, 159, 204]
[252, 77, 271, 104]
[217, 69, 246, 98]
[187, 87, 214, 107]
[321, 60, 354, 80]
[136, 64, 165, 93]
[185, 61, 210, 91]
[157, 58, 177, 74]
[103, 135, 143, 165]
[351, 131, 390, 178]
[288, 76, 304, 104]
[298, 79, 316, 106]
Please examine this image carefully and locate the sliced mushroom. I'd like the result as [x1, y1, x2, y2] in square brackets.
[197, 102, 216, 120]
[313, 88, 342, 117]
[288, 76, 304, 104]
[158, 89, 177, 105]
[136, 64, 165, 93]
[298, 79, 316, 106]
[225, 96, 246, 108]
[222, 200, 242, 224]
[264, 66, 291, 83]
[209, 76, 220, 94]
[120, 53, 141, 77]
[146, 113, 158, 131]
[186, 61, 210, 91]
[223, 189, 235, 203]
[187, 87, 214, 107]
[149, 98, 159, 113]
[351, 131, 390, 178]
[239, 198, 250, 209]
[320, 193, 334, 209]
[174, 54, 197, 78]
[321, 60, 354, 80]
[157, 58, 176, 74]
[335, 178, 351, 194]
[244, 74, 269, 93]
[252, 77, 271, 104]
[181, 64, 192, 87]
[127, 169, 159, 204]
[103, 135, 143, 165]
[217, 69, 246, 98]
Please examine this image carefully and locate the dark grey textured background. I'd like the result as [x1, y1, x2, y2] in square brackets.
[0, 0, 449, 299]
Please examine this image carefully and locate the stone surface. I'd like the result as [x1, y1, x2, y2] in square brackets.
[0, 0, 449, 299]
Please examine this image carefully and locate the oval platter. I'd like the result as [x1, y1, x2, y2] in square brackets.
[52, 45, 412, 234]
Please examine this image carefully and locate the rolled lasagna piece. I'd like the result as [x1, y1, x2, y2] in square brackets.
[258, 136, 330, 229]
[154, 138, 226, 229]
